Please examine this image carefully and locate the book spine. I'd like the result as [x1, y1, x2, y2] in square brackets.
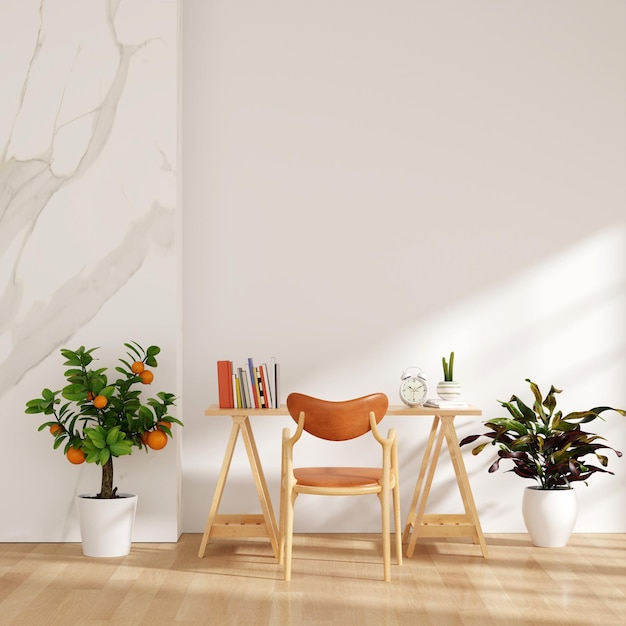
[243, 368, 254, 410]
[256, 366, 266, 408]
[261, 363, 273, 409]
[237, 367, 245, 408]
[217, 360, 233, 408]
[232, 374, 239, 408]
[267, 358, 276, 408]
[248, 357, 259, 408]
[238, 374, 245, 408]
[274, 361, 280, 408]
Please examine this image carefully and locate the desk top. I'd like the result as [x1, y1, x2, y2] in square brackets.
[205, 404, 481, 417]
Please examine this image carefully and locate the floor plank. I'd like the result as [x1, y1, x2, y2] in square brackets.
[0, 534, 624, 625]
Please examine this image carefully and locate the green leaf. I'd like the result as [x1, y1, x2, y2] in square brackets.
[146, 345, 161, 357]
[110, 441, 133, 456]
[61, 384, 89, 402]
[63, 368, 84, 378]
[512, 396, 538, 423]
[138, 405, 153, 426]
[42, 388, 56, 401]
[525, 379, 548, 421]
[543, 384, 562, 416]
[471, 442, 490, 455]
[85, 428, 106, 449]
[498, 399, 524, 422]
[99, 448, 111, 465]
[124, 343, 143, 359]
[491, 418, 529, 436]
[68, 413, 82, 433]
[53, 434, 68, 449]
[60, 350, 82, 366]
[85, 450, 101, 464]
[99, 385, 117, 400]
[106, 426, 121, 445]
[156, 392, 177, 404]
[594, 453, 609, 467]
[511, 434, 540, 451]
[119, 358, 133, 371]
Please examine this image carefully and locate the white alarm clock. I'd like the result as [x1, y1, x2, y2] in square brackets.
[399, 367, 428, 406]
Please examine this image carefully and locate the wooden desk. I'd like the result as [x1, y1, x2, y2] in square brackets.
[388, 405, 488, 558]
[198, 406, 285, 559]
[198, 404, 487, 560]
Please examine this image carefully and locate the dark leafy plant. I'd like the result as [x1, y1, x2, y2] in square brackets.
[25, 341, 181, 499]
[460, 379, 624, 489]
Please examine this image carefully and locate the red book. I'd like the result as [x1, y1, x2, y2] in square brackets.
[259, 365, 269, 409]
[217, 360, 233, 408]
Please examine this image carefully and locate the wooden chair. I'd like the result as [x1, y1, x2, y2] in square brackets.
[279, 392, 402, 582]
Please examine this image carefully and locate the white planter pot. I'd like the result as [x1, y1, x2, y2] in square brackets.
[77, 493, 138, 557]
[522, 486, 577, 547]
[436, 381, 462, 400]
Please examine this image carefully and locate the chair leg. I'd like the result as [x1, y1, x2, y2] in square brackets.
[278, 479, 285, 565]
[393, 483, 403, 566]
[380, 487, 391, 582]
[284, 490, 297, 581]
[278, 447, 289, 566]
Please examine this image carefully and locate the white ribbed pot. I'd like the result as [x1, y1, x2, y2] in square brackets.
[436, 381, 462, 401]
[522, 486, 577, 547]
[77, 493, 138, 557]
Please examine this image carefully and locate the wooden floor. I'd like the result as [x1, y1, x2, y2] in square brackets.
[1, 533, 624, 625]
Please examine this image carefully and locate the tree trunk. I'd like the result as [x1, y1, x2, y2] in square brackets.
[99, 457, 115, 499]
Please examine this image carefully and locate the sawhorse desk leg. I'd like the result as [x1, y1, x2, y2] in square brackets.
[402, 414, 488, 558]
[198, 414, 280, 559]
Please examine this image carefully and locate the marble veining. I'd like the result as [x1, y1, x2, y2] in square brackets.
[0, 0, 176, 398]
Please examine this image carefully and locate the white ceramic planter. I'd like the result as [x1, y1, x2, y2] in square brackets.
[77, 493, 138, 557]
[436, 381, 462, 400]
[522, 486, 577, 547]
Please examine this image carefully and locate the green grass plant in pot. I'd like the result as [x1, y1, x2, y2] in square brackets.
[436, 351, 462, 400]
[460, 378, 624, 547]
[25, 341, 182, 556]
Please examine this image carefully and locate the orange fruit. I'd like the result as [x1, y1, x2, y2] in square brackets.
[139, 370, 154, 385]
[147, 429, 167, 450]
[156, 421, 170, 431]
[131, 361, 145, 374]
[67, 447, 85, 464]
[140, 431, 151, 445]
[49, 424, 62, 436]
[93, 395, 108, 409]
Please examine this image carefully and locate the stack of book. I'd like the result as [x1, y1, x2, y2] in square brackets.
[217, 357, 280, 409]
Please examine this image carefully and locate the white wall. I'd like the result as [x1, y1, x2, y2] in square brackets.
[181, 0, 626, 534]
[0, 0, 180, 542]
[1, 0, 624, 545]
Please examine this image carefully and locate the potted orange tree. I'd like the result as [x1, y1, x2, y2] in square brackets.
[25, 341, 181, 557]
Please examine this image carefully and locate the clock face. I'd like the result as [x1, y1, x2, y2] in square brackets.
[400, 376, 427, 406]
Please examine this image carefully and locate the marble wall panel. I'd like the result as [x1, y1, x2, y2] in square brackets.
[0, 0, 179, 541]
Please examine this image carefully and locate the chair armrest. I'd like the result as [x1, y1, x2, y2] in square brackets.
[369, 411, 396, 447]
